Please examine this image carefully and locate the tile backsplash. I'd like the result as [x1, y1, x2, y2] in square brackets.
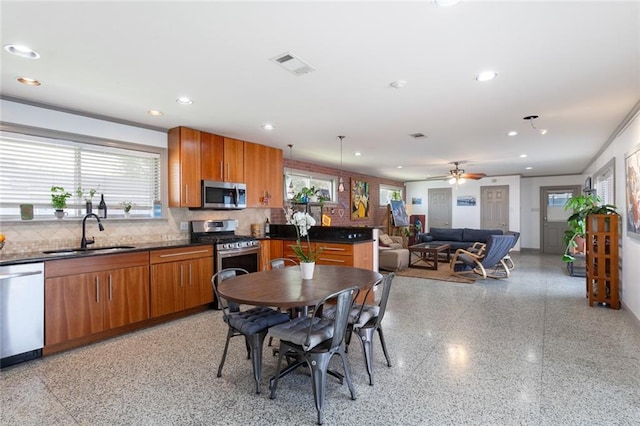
[0, 207, 271, 255]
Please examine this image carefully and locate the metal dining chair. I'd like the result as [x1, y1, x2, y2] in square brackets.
[268, 286, 360, 425]
[264, 258, 299, 348]
[211, 268, 289, 394]
[323, 272, 395, 385]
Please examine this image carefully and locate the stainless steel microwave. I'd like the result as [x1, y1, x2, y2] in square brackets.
[201, 180, 246, 209]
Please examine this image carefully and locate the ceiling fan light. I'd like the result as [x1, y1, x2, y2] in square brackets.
[539, 129, 547, 135]
[458, 177, 466, 184]
[448, 177, 457, 185]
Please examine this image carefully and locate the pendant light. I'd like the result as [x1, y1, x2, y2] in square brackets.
[287, 144, 295, 199]
[338, 136, 345, 192]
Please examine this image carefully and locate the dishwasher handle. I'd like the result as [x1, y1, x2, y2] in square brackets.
[0, 270, 44, 280]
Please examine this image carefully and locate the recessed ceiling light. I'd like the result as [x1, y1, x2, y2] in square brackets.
[397, 166, 403, 169]
[261, 123, 275, 131]
[176, 96, 193, 105]
[433, 0, 461, 6]
[390, 80, 407, 89]
[4, 44, 40, 59]
[507, 131, 518, 136]
[354, 152, 362, 157]
[17, 77, 41, 86]
[475, 71, 498, 82]
[525, 166, 533, 170]
[147, 110, 164, 116]
[520, 154, 527, 158]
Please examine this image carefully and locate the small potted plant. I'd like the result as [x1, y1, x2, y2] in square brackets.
[119, 201, 134, 217]
[562, 193, 617, 262]
[51, 186, 72, 218]
[294, 187, 316, 203]
[76, 186, 98, 214]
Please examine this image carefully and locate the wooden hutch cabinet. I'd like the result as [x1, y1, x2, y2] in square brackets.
[585, 214, 620, 309]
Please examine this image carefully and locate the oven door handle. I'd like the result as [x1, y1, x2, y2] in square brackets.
[218, 246, 259, 257]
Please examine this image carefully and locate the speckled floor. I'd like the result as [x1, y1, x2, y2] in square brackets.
[2, 253, 639, 425]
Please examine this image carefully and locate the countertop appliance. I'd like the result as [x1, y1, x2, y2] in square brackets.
[199, 180, 246, 210]
[191, 220, 259, 309]
[1, 262, 44, 368]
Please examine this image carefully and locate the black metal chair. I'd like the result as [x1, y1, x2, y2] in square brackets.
[211, 268, 289, 394]
[450, 234, 516, 279]
[324, 272, 394, 385]
[264, 257, 299, 270]
[269, 286, 360, 425]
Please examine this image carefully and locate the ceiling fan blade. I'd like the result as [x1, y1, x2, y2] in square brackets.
[425, 174, 451, 181]
[462, 172, 486, 180]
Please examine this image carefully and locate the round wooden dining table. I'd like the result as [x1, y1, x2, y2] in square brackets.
[217, 265, 383, 309]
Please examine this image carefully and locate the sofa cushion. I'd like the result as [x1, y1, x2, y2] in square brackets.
[430, 227, 464, 242]
[379, 233, 394, 246]
[462, 228, 503, 243]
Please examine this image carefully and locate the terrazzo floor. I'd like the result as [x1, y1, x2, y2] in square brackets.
[2, 253, 639, 425]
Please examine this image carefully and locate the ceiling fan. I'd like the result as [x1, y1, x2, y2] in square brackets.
[426, 161, 487, 183]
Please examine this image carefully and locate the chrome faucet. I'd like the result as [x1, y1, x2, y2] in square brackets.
[81, 213, 104, 249]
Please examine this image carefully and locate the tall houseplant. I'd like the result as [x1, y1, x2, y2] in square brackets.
[562, 193, 617, 262]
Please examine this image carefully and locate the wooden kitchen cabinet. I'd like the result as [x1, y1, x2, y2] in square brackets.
[201, 134, 245, 183]
[282, 240, 373, 270]
[245, 142, 283, 208]
[168, 126, 202, 207]
[223, 137, 245, 183]
[150, 246, 214, 317]
[44, 252, 150, 346]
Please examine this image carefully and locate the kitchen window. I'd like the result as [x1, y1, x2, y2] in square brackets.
[284, 171, 335, 202]
[0, 127, 163, 219]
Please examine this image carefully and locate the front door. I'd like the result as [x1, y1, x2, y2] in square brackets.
[428, 188, 452, 229]
[481, 185, 509, 232]
[541, 186, 581, 254]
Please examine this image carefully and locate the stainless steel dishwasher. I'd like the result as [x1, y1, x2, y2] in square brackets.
[0, 262, 44, 368]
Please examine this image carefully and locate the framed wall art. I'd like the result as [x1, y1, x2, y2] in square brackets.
[625, 143, 640, 239]
[351, 179, 370, 219]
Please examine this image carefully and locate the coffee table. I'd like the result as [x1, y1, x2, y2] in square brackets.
[408, 243, 451, 270]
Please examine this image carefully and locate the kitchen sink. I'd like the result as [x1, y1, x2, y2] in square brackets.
[43, 245, 135, 255]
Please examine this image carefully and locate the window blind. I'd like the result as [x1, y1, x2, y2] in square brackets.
[0, 131, 160, 218]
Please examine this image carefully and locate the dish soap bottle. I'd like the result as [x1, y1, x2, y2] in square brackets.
[98, 194, 107, 218]
[264, 218, 270, 237]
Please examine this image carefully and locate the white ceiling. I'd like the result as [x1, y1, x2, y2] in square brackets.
[1, 1, 639, 182]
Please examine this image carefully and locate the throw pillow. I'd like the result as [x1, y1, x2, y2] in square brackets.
[379, 234, 394, 246]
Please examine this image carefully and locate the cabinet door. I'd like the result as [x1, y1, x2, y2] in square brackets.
[104, 266, 150, 329]
[168, 127, 201, 207]
[201, 132, 224, 181]
[183, 257, 214, 309]
[45, 273, 104, 345]
[223, 137, 245, 182]
[245, 143, 284, 208]
[150, 262, 183, 317]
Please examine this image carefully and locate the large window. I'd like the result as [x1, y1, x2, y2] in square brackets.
[284, 171, 335, 202]
[593, 159, 615, 206]
[0, 129, 162, 219]
[379, 185, 403, 207]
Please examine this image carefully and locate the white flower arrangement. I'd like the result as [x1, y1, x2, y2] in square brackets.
[285, 207, 322, 262]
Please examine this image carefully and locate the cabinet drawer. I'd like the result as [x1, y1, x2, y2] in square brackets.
[150, 245, 213, 264]
[316, 253, 353, 266]
[315, 242, 353, 256]
[45, 251, 149, 278]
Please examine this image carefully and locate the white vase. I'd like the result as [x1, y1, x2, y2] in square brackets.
[300, 261, 315, 279]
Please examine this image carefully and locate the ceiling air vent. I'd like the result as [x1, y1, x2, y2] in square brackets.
[270, 51, 316, 76]
[409, 133, 426, 139]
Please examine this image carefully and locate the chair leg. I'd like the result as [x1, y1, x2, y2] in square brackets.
[246, 331, 268, 394]
[217, 328, 234, 378]
[307, 351, 331, 425]
[269, 342, 286, 399]
[377, 326, 392, 368]
[344, 327, 353, 353]
[356, 327, 375, 385]
[336, 348, 356, 401]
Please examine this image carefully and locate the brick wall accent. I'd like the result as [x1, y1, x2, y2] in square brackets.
[270, 158, 405, 228]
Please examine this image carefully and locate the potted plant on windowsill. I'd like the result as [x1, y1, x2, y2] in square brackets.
[562, 193, 617, 262]
[51, 186, 72, 219]
[76, 186, 98, 214]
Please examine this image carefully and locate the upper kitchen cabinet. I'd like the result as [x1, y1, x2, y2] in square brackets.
[168, 127, 202, 208]
[245, 142, 283, 208]
[201, 133, 245, 183]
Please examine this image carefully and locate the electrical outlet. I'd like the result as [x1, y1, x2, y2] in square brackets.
[180, 222, 189, 231]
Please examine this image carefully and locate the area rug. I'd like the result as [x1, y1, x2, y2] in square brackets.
[393, 260, 476, 284]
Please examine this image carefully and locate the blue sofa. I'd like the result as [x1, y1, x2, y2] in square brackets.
[415, 227, 504, 251]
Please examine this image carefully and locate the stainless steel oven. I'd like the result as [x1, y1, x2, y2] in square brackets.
[191, 219, 259, 309]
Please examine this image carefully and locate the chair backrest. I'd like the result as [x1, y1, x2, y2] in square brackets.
[211, 268, 249, 316]
[305, 286, 359, 351]
[480, 235, 516, 267]
[354, 272, 395, 329]
[264, 257, 298, 271]
[505, 231, 520, 250]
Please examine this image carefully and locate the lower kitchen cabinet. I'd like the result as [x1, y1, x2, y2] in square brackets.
[44, 252, 150, 346]
[150, 246, 214, 317]
[281, 241, 373, 270]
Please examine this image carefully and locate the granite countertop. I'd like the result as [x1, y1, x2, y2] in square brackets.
[0, 240, 212, 266]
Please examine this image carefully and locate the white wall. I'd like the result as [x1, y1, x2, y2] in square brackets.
[405, 175, 521, 249]
[582, 110, 640, 324]
[519, 175, 584, 249]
